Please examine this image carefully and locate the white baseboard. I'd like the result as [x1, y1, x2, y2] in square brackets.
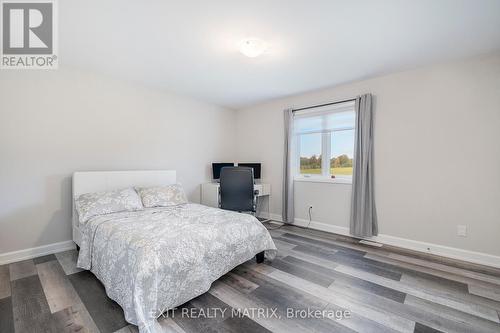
[292, 217, 500, 269]
[293, 218, 349, 235]
[372, 233, 500, 269]
[257, 212, 284, 222]
[0, 240, 76, 265]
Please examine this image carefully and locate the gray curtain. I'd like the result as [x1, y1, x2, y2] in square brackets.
[350, 94, 378, 237]
[282, 108, 294, 223]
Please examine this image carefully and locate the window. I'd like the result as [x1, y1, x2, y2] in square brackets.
[294, 101, 355, 181]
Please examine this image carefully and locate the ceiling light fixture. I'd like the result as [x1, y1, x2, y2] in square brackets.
[239, 38, 267, 58]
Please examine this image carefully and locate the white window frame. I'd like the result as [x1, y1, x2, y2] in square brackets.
[294, 102, 355, 184]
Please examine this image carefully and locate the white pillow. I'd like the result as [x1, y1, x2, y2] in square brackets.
[135, 184, 188, 208]
[75, 188, 143, 223]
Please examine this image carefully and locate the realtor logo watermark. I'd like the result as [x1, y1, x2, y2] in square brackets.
[1, 0, 58, 69]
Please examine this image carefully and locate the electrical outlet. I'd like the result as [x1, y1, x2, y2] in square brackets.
[457, 225, 467, 237]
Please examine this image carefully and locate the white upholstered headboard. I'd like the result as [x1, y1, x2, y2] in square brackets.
[72, 170, 177, 246]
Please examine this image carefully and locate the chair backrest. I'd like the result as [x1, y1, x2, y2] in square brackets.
[220, 167, 254, 212]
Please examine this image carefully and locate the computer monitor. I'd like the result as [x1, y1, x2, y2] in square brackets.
[212, 163, 234, 180]
[237, 163, 261, 179]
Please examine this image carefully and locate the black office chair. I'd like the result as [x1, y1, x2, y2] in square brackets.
[219, 167, 258, 213]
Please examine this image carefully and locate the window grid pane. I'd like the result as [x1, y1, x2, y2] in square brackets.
[299, 133, 322, 174]
[330, 129, 355, 177]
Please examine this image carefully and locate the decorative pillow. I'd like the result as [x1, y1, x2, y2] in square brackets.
[75, 188, 143, 223]
[135, 184, 188, 208]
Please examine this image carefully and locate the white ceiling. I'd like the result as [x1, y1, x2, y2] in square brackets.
[60, 0, 500, 109]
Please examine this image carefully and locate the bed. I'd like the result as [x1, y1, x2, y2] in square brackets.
[72, 170, 277, 333]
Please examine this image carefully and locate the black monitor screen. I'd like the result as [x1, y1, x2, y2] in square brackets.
[212, 163, 234, 180]
[238, 163, 261, 179]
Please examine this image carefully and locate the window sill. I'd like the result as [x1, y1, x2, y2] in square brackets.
[294, 177, 352, 185]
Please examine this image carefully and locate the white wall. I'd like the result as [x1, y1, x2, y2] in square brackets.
[235, 54, 500, 257]
[2, 54, 499, 261]
[0, 68, 235, 254]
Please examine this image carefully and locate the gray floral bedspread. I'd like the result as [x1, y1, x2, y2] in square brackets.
[77, 203, 277, 332]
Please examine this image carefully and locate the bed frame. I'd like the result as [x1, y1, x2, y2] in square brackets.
[72, 170, 177, 247]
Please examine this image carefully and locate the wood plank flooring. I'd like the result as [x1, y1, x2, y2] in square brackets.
[1, 224, 500, 333]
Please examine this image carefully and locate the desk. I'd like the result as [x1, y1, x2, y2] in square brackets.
[200, 182, 271, 217]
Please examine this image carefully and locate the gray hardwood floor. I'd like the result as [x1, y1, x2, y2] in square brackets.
[1, 223, 500, 333]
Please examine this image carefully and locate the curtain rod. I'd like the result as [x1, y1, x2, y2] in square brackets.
[292, 97, 357, 112]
